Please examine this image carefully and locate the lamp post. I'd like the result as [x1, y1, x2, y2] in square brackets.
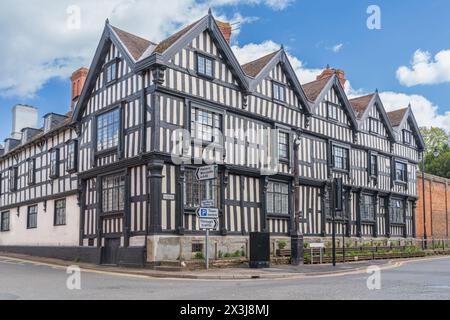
[291, 134, 304, 265]
[421, 152, 427, 250]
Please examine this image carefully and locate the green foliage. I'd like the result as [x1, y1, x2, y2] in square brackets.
[424, 144, 450, 178]
[420, 127, 450, 178]
[194, 252, 205, 260]
[278, 240, 287, 250]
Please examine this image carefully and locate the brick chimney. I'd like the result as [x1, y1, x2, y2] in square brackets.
[216, 20, 232, 44]
[316, 66, 346, 87]
[70, 67, 88, 111]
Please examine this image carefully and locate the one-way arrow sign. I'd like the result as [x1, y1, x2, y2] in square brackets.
[199, 218, 218, 230]
[195, 165, 218, 181]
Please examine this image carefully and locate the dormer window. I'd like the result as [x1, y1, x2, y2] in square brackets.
[104, 60, 118, 85]
[403, 130, 412, 145]
[272, 82, 286, 102]
[49, 148, 60, 179]
[197, 54, 214, 78]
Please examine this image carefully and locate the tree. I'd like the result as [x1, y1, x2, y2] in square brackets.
[420, 127, 450, 178]
[420, 127, 449, 155]
[424, 144, 450, 179]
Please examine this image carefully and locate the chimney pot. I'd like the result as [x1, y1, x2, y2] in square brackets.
[71, 67, 89, 111]
[216, 20, 232, 44]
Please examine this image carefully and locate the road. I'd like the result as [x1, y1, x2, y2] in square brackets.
[0, 256, 449, 300]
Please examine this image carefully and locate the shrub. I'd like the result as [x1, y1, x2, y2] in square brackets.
[278, 240, 287, 250]
[194, 252, 205, 260]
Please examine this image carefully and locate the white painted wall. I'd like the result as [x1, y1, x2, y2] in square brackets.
[0, 195, 79, 246]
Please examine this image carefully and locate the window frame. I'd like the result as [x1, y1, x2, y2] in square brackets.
[183, 168, 220, 212]
[1, 211, 10, 232]
[66, 140, 78, 173]
[54, 198, 67, 226]
[402, 129, 412, 145]
[96, 107, 121, 153]
[360, 194, 376, 222]
[49, 148, 60, 179]
[103, 58, 119, 86]
[278, 131, 290, 163]
[390, 199, 405, 224]
[101, 173, 126, 215]
[196, 53, 214, 79]
[272, 81, 286, 103]
[190, 106, 222, 145]
[266, 181, 290, 217]
[369, 152, 378, 178]
[27, 205, 38, 229]
[9, 166, 18, 192]
[327, 102, 340, 122]
[331, 143, 350, 173]
[394, 160, 408, 184]
[27, 158, 36, 185]
[369, 117, 380, 134]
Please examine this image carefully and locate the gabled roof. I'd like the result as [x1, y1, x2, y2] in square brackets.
[153, 19, 201, 54]
[135, 13, 249, 91]
[302, 74, 358, 130]
[111, 26, 154, 61]
[242, 51, 279, 78]
[303, 76, 332, 102]
[349, 92, 396, 140]
[387, 106, 425, 151]
[387, 107, 408, 127]
[242, 49, 311, 114]
[349, 93, 375, 119]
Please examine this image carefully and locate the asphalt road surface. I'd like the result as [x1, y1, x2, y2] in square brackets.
[0, 256, 449, 300]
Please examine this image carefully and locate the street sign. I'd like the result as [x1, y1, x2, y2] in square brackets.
[195, 165, 218, 181]
[196, 208, 219, 219]
[199, 218, 218, 230]
[201, 199, 215, 208]
[309, 243, 325, 249]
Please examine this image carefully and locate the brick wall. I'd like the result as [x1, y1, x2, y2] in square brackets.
[417, 173, 450, 240]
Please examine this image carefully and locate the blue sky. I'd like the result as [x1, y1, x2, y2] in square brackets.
[1, 0, 450, 141]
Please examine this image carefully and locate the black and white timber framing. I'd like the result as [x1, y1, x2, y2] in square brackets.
[0, 12, 425, 265]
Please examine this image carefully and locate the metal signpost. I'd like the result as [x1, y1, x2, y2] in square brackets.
[332, 177, 343, 267]
[195, 165, 219, 270]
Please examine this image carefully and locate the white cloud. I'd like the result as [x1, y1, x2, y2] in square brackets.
[396, 49, 450, 86]
[347, 83, 450, 131]
[0, 0, 293, 99]
[331, 43, 344, 53]
[232, 40, 322, 84]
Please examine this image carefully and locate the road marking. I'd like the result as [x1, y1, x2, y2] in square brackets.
[0, 255, 449, 283]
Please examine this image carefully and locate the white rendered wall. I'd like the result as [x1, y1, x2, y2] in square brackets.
[0, 195, 79, 246]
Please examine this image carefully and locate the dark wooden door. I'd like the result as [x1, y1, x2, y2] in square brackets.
[102, 238, 120, 265]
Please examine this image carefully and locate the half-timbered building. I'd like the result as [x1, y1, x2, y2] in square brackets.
[0, 11, 424, 266]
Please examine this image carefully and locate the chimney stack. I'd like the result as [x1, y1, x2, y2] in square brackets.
[11, 104, 39, 140]
[71, 67, 88, 111]
[216, 20, 232, 44]
[316, 66, 346, 87]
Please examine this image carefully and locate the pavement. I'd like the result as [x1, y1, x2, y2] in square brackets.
[1, 255, 450, 300]
[0, 252, 431, 280]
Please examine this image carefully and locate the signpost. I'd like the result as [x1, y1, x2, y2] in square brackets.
[195, 166, 219, 270]
[195, 165, 218, 181]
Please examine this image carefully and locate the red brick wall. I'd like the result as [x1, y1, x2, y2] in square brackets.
[417, 173, 450, 240]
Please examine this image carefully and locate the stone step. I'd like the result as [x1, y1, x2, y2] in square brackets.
[153, 265, 184, 272]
